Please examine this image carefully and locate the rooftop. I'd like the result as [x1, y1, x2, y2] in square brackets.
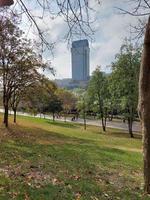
[72, 39, 89, 48]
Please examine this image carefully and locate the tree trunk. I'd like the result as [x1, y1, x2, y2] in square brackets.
[109, 111, 113, 121]
[83, 111, 86, 130]
[110, 111, 113, 121]
[138, 16, 150, 194]
[3, 104, 9, 127]
[101, 117, 106, 132]
[64, 113, 66, 122]
[128, 117, 134, 138]
[104, 117, 107, 129]
[13, 109, 17, 123]
[123, 118, 126, 123]
[52, 112, 55, 121]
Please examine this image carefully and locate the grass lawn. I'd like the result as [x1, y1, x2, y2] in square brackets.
[0, 114, 148, 200]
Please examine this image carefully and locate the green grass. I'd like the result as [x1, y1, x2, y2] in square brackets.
[0, 115, 148, 199]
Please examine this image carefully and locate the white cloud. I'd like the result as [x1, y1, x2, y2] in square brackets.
[89, 12, 139, 73]
[51, 43, 71, 79]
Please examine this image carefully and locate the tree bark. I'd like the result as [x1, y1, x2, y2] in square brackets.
[83, 111, 86, 130]
[64, 113, 67, 122]
[52, 112, 55, 121]
[109, 110, 113, 121]
[105, 117, 107, 126]
[101, 117, 106, 132]
[128, 117, 134, 138]
[138, 16, 150, 194]
[13, 109, 17, 123]
[99, 104, 106, 132]
[110, 111, 113, 121]
[4, 104, 9, 127]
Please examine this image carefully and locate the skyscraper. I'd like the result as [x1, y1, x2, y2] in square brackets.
[71, 39, 90, 81]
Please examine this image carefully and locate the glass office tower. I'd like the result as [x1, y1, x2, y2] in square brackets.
[71, 39, 90, 81]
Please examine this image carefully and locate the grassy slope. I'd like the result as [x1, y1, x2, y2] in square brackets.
[0, 115, 148, 200]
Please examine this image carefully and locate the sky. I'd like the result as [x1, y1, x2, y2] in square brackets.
[15, 0, 145, 79]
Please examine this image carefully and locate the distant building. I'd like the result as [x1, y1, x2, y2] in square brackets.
[54, 78, 89, 89]
[55, 78, 72, 88]
[54, 39, 90, 89]
[71, 39, 90, 81]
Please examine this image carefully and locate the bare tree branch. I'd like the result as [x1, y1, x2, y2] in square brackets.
[116, 0, 150, 39]
[2, 0, 97, 50]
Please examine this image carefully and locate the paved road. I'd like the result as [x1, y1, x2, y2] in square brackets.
[36, 115, 141, 133]
[77, 118, 141, 133]
[0, 109, 141, 133]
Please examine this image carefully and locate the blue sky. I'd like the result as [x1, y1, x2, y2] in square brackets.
[13, 0, 145, 79]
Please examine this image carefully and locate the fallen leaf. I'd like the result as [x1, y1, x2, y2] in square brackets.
[75, 192, 82, 200]
[25, 193, 30, 200]
[52, 178, 58, 185]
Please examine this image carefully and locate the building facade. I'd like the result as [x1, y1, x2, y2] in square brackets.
[71, 39, 90, 81]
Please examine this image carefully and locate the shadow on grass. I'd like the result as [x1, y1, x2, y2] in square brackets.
[4, 125, 141, 165]
[1, 126, 140, 170]
[6, 124, 85, 146]
[106, 130, 142, 139]
[45, 119, 79, 129]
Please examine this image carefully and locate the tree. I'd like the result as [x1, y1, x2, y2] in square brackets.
[10, 89, 22, 123]
[107, 74, 120, 121]
[0, 15, 46, 127]
[9, 44, 44, 123]
[10, 76, 39, 123]
[87, 67, 108, 132]
[111, 40, 141, 137]
[21, 78, 57, 118]
[138, 17, 150, 193]
[44, 95, 63, 121]
[0, 15, 23, 127]
[0, 7, 30, 124]
[77, 93, 88, 130]
[114, 0, 150, 193]
[75, 88, 88, 130]
[56, 89, 77, 122]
